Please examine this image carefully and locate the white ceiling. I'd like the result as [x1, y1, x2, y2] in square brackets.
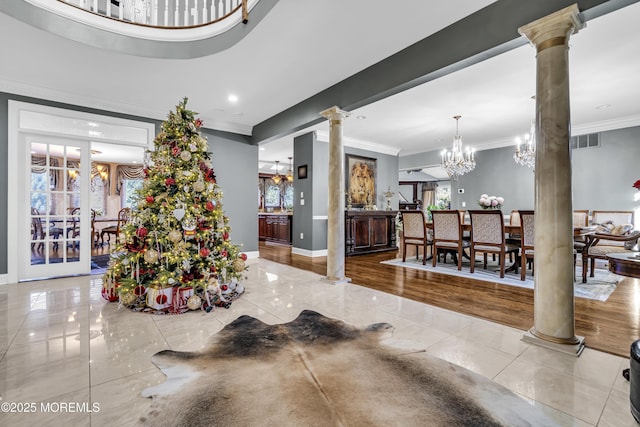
[1, 1, 639, 171]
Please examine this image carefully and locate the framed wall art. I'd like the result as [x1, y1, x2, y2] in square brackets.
[345, 154, 376, 208]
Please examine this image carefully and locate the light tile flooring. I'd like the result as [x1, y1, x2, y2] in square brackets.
[0, 258, 636, 426]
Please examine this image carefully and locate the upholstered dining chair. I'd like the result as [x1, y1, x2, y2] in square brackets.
[100, 207, 132, 245]
[518, 210, 535, 281]
[582, 210, 638, 282]
[431, 210, 469, 271]
[468, 210, 519, 278]
[401, 210, 432, 265]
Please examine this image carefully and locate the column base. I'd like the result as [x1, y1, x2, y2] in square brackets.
[322, 276, 352, 285]
[523, 330, 585, 357]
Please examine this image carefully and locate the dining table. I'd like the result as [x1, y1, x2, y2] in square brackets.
[423, 222, 597, 273]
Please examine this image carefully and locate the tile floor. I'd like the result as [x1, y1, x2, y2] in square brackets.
[0, 258, 636, 426]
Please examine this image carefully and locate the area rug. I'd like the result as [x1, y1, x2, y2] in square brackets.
[141, 310, 558, 426]
[381, 257, 621, 302]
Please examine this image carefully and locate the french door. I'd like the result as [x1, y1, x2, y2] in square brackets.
[18, 134, 91, 280]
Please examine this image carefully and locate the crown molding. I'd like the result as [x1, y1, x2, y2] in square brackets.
[572, 114, 640, 136]
[0, 77, 252, 135]
[315, 131, 399, 156]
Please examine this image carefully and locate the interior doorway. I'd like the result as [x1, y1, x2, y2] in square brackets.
[7, 101, 154, 283]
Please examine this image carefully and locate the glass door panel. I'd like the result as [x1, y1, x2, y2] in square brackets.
[20, 136, 90, 280]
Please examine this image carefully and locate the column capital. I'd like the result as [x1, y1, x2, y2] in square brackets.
[320, 106, 351, 121]
[518, 4, 585, 50]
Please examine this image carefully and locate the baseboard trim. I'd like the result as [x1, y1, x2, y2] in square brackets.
[291, 247, 328, 258]
[0, 274, 8, 285]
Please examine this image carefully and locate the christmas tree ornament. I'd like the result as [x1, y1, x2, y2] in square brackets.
[173, 208, 186, 221]
[134, 285, 147, 296]
[180, 150, 192, 161]
[193, 181, 205, 192]
[183, 185, 190, 193]
[187, 295, 202, 310]
[182, 217, 197, 237]
[146, 195, 154, 203]
[144, 249, 159, 264]
[168, 230, 182, 243]
[136, 227, 148, 238]
[120, 292, 136, 306]
[233, 258, 245, 272]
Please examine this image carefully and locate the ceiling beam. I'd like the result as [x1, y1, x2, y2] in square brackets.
[250, 0, 634, 145]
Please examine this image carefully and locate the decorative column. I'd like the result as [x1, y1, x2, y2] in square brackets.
[519, 4, 585, 356]
[320, 106, 351, 284]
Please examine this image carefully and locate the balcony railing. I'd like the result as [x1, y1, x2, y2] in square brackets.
[59, 0, 249, 28]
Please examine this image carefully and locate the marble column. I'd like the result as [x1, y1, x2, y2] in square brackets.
[320, 106, 351, 284]
[519, 5, 585, 356]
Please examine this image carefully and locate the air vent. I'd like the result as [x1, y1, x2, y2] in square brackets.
[570, 133, 600, 150]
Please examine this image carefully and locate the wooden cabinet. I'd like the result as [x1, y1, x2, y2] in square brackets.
[345, 210, 398, 256]
[258, 213, 292, 245]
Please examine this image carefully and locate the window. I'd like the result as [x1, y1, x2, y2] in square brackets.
[264, 183, 281, 207]
[283, 185, 294, 210]
[121, 179, 144, 208]
[31, 172, 49, 213]
[90, 175, 107, 213]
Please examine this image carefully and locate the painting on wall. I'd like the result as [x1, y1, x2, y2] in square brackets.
[346, 154, 377, 208]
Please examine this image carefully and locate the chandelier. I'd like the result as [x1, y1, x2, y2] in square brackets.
[286, 156, 293, 182]
[514, 119, 536, 169]
[272, 160, 282, 184]
[440, 115, 475, 181]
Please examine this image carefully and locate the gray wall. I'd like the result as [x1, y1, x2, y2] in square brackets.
[400, 125, 640, 217]
[292, 131, 400, 253]
[292, 132, 315, 250]
[202, 129, 258, 252]
[0, 92, 257, 276]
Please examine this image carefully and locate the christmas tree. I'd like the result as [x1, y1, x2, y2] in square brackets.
[102, 98, 247, 313]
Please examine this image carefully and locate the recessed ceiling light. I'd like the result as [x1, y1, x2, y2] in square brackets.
[356, 115, 367, 120]
[596, 104, 611, 110]
[228, 94, 238, 103]
[259, 147, 266, 151]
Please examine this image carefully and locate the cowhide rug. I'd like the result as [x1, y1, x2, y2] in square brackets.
[141, 310, 558, 426]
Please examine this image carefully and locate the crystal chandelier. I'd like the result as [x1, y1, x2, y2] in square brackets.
[440, 115, 475, 181]
[514, 119, 536, 169]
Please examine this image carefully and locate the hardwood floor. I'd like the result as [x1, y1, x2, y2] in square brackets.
[259, 242, 640, 358]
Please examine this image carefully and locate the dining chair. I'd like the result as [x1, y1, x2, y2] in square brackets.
[66, 207, 81, 248]
[468, 210, 519, 278]
[100, 207, 132, 245]
[401, 210, 432, 265]
[582, 210, 638, 282]
[431, 210, 469, 271]
[518, 210, 535, 281]
[31, 207, 45, 250]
